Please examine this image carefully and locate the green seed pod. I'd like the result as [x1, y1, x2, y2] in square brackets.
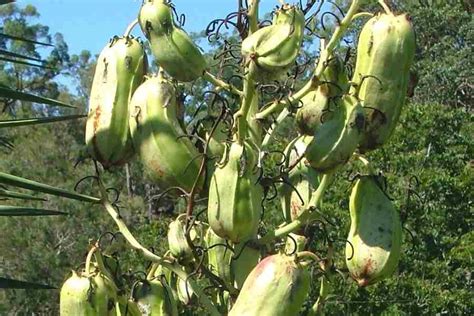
[231, 243, 261, 289]
[132, 278, 178, 316]
[129, 74, 203, 192]
[85, 36, 147, 168]
[296, 56, 349, 135]
[241, 4, 305, 82]
[352, 13, 415, 152]
[280, 137, 320, 222]
[304, 94, 365, 172]
[207, 141, 262, 243]
[229, 253, 311, 316]
[205, 228, 233, 286]
[60, 270, 117, 316]
[346, 176, 402, 287]
[176, 276, 195, 306]
[167, 214, 204, 263]
[139, 0, 207, 82]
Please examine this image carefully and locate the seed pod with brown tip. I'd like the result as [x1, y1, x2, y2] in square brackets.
[85, 36, 147, 168]
[346, 175, 402, 286]
[352, 13, 415, 152]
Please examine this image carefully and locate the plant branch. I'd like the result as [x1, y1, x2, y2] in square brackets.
[257, 172, 335, 245]
[203, 71, 243, 97]
[248, 0, 260, 34]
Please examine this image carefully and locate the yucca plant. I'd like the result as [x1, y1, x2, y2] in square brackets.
[2, 0, 421, 314]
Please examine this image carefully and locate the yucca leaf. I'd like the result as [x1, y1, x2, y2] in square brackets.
[0, 205, 65, 216]
[0, 136, 14, 150]
[0, 56, 51, 69]
[0, 86, 76, 108]
[0, 188, 46, 201]
[0, 49, 43, 62]
[0, 114, 86, 128]
[0, 172, 100, 203]
[0, 32, 54, 47]
[0, 277, 56, 289]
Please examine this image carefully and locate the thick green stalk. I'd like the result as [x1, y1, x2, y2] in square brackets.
[233, 61, 257, 144]
[257, 172, 335, 245]
[202, 71, 243, 96]
[248, 0, 259, 34]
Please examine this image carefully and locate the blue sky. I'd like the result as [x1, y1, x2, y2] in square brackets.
[17, 0, 281, 56]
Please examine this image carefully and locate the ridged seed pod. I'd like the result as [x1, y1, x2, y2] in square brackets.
[229, 253, 311, 316]
[85, 36, 147, 168]
[241, 4, 305, 82]
[167, 214, 204, 263]
[346, 176, 402, 286]
[132, 278, 178, 316]
[280, 137, 320, 223]
[296, 56, 349, 135]
[352, 13, 415, 152]
[139, 0, 207, 82]
[204, 228, 233, 286]
[304, 94, 365, 172]
[60, 270, 117, 315]
[129, 74, 203, 192]
[207, 141, 262, 243]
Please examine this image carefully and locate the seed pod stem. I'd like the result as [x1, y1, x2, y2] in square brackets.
[258, 172, 335, 245]
[123, 18, 139, 37]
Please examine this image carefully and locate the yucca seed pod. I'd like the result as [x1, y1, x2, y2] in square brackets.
[204, 227, 233, 286]
[346, 176, 402, 286]
[167, 214, 204, 263]
[241, 4, 305, 82]
[351, 13, 415, 152]
[304, 94, 365, 172]
[139, 0, 207, 82]
[229, 253, 311, 316]
[132, 278, 178, 316]
[296, 56, 349, 135]
[230, 242, 261, 289]
[280, 137, 320, 223]
[60, 270, 117, 315]
[207, 141, 263, 243]
[129, 74, 203, 192]
[85, 36, 147, 168]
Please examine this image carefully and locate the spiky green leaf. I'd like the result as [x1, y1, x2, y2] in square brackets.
[0, 172, 100, 203]
[0, 114, 85, 128]
[0, 188, 46, 201]
[0, 86, 76, 108]
[0, 32, 54, 47]
[0, 205, 65, 216]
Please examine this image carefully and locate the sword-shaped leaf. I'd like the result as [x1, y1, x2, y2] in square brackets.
[0, 32, 54, 47]
[0, 277, 56, 289]
[0, 49, 43, 62]
[0, 56, 51, 69]
[0, 172, 100, 203]
[0, 188, 46, 201]
[0, 86, 76, 108]
[0, 205, 65, 216]
[0, 115, 85, 128]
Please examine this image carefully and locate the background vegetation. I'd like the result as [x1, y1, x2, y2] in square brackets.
[0, 1, 472, 314]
